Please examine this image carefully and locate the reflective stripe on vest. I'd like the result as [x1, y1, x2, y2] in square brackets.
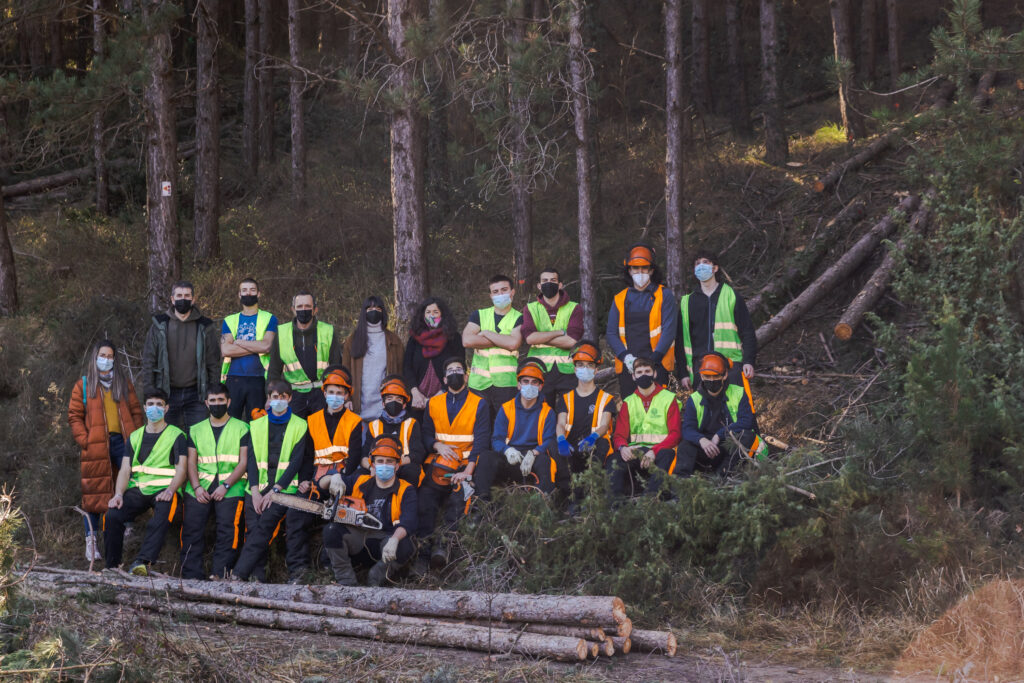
[562, 389, 614, 456]
[128, 425, 184, 495]
[187, 417, 249, 498]
[613, 286, 676, 374]
[249, 414, 308, 494]
[308, 408, 362, 466]
[691, 384, 767, 460]
[353, 474, 411, 524]
[468, 307, 522, 390]
[502, 399, 552, 449]
[277, 321, 334, 392]
[526, 300, 578, 374]
[367, 418, 415, 457]
[428, 391, 483, 464]
[221, 310, 274, 381]
[623, 389, 675, 448]
[680, 282, 742, 382]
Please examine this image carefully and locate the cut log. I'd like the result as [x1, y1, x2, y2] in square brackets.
[973, 70, 996, 109]
[611, 636, 631, 654]
[815, 134, 893, 193]
[756, 194, 920, 348]
[597, 638, 614, 656]
[622, 629, 676, 656]
[834, 195, 932, 340]
[747, 200, 867, 314]
[518, 623, 607, 642]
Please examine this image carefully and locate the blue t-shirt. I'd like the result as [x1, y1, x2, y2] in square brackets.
[223, 313, 278, 377]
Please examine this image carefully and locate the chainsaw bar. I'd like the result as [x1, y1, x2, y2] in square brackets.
[269, 492, 384, 530]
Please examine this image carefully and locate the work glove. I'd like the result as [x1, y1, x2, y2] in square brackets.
[520, 450, 536, 478]
[557, 435, 573, 457]
[579, 432, 599, 453]
[382, 536, 399, 563]
[327, 473, 346, 497]
[504, 447, 523, 466]
[623, 354, 636, 373]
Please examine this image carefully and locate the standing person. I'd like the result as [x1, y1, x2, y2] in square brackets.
[363, 376, 426, 485]
[342, 296, 404, 421]
[522, 268, 583, 406]
[68, 340, 144, 562]
[104, 390, 188, 575]
[307, 367, 363, 486]
[220, 278, 278, 420]
[608, 357, 681, 497]
[677, 250, 757, 389]
[267, 291, 342, 418]
[141, 280, 221, 430]
[605, 244, 678, 398]
[463, 275, 523, 416]
[403, 296, 464, 420]
[180, 383, 250, 580]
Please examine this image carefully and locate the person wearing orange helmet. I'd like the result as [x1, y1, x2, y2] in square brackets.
[473, 359, 558, 500]
[679, 351, 762, 476]
[308, 366, 364, 492]
[361, 375, 425, 485]
[606, 243, 679, 397]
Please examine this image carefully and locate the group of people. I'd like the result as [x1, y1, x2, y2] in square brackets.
[67, 242, 766, 585]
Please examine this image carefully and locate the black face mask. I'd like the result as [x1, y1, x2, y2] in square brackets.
[703, 379, 724, 396]
[540, 282, 559, 299]
[173, 299, 193, 314]
[295, 310, 313, 324]
[240, 294, 259, 307]
[446, 373, 465, 391]
[365, 310, 383, 325]
[634, 374, 655, 390]
[383, 400, 404, 417]
[208, 404, 228, 419]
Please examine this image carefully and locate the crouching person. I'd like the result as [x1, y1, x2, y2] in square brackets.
[320, 437, 417, 586]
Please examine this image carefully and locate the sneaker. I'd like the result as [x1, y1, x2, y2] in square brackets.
[129, 562, 148, 577]
[85, 535, 102, 562]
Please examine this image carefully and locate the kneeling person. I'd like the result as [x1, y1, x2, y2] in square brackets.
[363, 375, 425, 485]
[321, 437, 417, 586]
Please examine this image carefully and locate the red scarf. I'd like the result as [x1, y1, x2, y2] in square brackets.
[413, 327, 448, 358]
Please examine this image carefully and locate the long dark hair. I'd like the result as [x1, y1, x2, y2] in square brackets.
[409, 296, 458, 341]
[350, 295, 389, 360]
[83, 339, 131, 402]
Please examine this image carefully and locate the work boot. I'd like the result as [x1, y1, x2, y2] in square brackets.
[366, 561, 389, 587]
[129, 561, 148, 577]
[327, 548, 358, 587]
[430, 545, 448, 570]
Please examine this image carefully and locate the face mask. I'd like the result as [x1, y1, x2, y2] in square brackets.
[694, 263, 715, 282]
[96, 356, 114, 373]
[574, 366, 595, 383]
[240, 294, 259, 307]
[540, 282, 559, 299]
[295, 310, 313, 324]
[374, 463, 396, 481]
[446, 373, 465, 391]
[269, 399, 288, 415]
[519, 383, 540, 400]
[634, 374, 655, 390]
[384, 400, 404, 417]
[631, 273, 650, 289]
[208, 404, 228, 419]
[491, 293, 512, 309]
[173, 299, 193, 314]
[365, 310, 383, 325]
[425, 314, 441, 328]
[325, 394, 345, 411]
[145, 405, 165, 423]
[703, 379, 724, 395]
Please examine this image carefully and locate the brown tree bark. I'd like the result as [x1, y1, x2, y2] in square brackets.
[508, 0, 532, 290]
[244, 0, 259, 179]
[0, 190, 17, 316]
[569, 0, 597, 340]
[426, 0, 451, 228]
[760, 0, 787, 165]
[258, 0, 274, 166]
[47, 4, 65, 72]
[143, 0, 180, 311]
[725, 0, 751, 136]
[664, 0, 685, 295]
[829, 0, 865, 139]
[691, 0, 711, 114]
[389, 0, 428, 322]
[91, 0, 109, 214]
[814, 133, 892, 193]
[623, 629, 677, 656]
[858, 0, 876, 85]
[194, 0, 221, 261]
[287, 0, 305, 205]
[886, 0, 899, 89]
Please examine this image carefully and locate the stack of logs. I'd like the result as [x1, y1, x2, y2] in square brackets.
[26, 566, 677, 662]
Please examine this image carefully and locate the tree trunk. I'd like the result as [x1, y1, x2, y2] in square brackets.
[858, 0, 876, 85]
[814, 133, 892, 193]
[886, 0, 899, 89]
[508, 0, 532, 290]
[194, 0, 221, 261]
[243, 0, 259, 179]
[92, 0, 109, 214]
[0, 190, 17, 316]
[829, 0, 865, 139]
[725, 0, 751, 136]
[287, 0, 305, 204]
[622, 628, 677, 656]
[48, 7, 65, 72]
[143, 0, 180, 312]
[691, 0, 711, 114]
[664, 0, 685, 295]
[258, 0, 274, 166]
[426, 0, 451, 229]
[759, 0, 787, 165]
[569, 0, 597, 340]
[390, 0, 428, 322]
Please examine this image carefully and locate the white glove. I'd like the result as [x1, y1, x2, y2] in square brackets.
[504, 447, 523, 466]
[623, 354, 636, 373]
[382, 536, 399, 563]
[519, 450, 536, 478]
[327, 474, 346, 496]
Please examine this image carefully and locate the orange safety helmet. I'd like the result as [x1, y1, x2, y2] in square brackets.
[427, 453, 462, 488]
[517, 359, 546, 384]
[698, 352, 730, 380]
[379, 375, 411, 402]
[322, 367, 353, 392]
[370, 436, 403, 462]
[624, 244, 655, 267]
[571, 342, 602, 365]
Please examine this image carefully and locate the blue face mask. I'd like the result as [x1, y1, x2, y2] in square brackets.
[574, 366, 595, 383]
[375, 463, 396, 481]
[325, 394, 345, 411]
[694, 263, 715, 282]
[519, 383, 540, 400]
[491, 293, 512, 309]
[145, 405, 165, 423]
[269, 399, 289, 415]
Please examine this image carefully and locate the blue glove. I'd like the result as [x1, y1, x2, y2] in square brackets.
[580, 433, 599, 452]
[557, 435, 573, 457]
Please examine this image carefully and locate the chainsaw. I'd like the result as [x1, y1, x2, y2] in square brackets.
[269, 491, 384, 531]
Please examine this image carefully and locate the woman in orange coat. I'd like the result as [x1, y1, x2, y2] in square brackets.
[67, 340, 143, 561]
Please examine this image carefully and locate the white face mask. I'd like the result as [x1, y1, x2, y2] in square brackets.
[96, 356, 114, 372]
[631, 272, 651, 289]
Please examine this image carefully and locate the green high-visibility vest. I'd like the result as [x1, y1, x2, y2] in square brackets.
[128, 425, 184, 496]
[623, 388, 676, 448]
[680, 282, 743, 383]
[691, 384, 767, 461]
[249, 414, 308, 494]
[277, 321, 334, 392]
[186, 417, 249, 498]
[469, 307, 523, 391]
[221, 310, 274, 381]
[526, 300, 578, 374]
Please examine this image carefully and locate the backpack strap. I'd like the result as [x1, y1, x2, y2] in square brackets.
[82, 375, 88, 410]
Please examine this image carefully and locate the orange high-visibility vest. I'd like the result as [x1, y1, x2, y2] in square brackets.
[351, 474, 412, 525]
[367, 418, 416, 457]
[612, 286, 676, 373]
[427, 391, 484, 465]
[307, 408, 362, 479]
[561, 389, 615, 457]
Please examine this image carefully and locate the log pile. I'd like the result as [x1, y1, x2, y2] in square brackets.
[25, 566, 676, 662]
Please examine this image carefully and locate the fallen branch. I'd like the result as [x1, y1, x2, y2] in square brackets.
[815, 134, 893, 194]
